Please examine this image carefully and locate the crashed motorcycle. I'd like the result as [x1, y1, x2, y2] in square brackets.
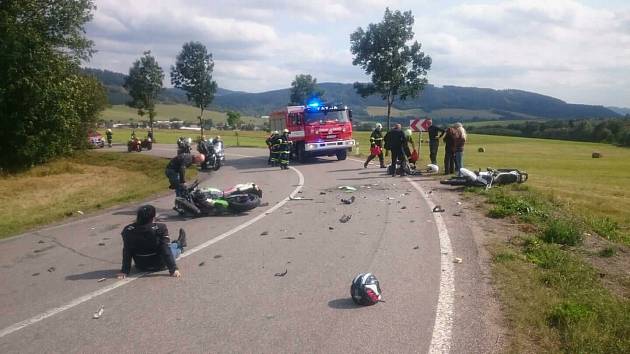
[174, 180, 262, 217]
[198, 139, 225, 171]
[441, 168, 528, 188]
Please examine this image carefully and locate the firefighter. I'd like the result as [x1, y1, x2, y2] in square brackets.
[278, 129, 292, 170]
[364, 123, 386, 168]
[266, 131, 279, 165]
[106, 129, 113, 147]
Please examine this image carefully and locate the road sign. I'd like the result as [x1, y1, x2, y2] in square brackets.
[410, 118, 431, 132]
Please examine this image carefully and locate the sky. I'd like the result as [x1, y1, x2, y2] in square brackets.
[85, 0, 630, 107]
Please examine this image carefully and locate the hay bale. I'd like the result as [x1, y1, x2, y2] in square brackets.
[592, 152, 602, 158]
[478, 147, 485, 153]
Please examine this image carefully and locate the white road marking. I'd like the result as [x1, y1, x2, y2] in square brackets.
[349, 156, 454, 353]
[0, 160, 305, 339]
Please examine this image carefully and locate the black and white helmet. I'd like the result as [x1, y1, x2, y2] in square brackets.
[350, 273, 382, 306]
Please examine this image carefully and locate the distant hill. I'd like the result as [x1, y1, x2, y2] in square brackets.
[607, 106, 630, 116]
[83, 68, 620, 121]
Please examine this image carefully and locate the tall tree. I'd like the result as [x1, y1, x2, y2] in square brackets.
[124, 51, 164, 134]
[350, 8, 431, 129]
[226, 111, 242, 130]
[171, 42, 217, 137]
[289, 74, 324, 105]
[0, 0, 107, 170]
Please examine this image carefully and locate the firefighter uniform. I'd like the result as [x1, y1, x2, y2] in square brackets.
[266, 131, 279, 166]
[278, 131, 292, 170]
[364, 126, 385, 168]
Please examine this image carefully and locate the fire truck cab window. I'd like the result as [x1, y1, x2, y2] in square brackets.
[289, 113, 302, 125]
[304, 110, 349, 124]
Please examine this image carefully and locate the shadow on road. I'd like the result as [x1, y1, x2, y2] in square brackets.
[327, 298, 361, 310]
[65, 268, 119, 281]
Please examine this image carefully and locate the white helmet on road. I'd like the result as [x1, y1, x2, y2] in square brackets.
[427, 164, 439, 173]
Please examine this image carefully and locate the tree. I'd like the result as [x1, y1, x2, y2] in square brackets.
[226, 111, 242, 129]
[124, 51, 164, 134]
[0, 0, 108, 171]
[350, 8, 432, 130]
[289, 74, 324, 105]
[171, 42, 218, 137]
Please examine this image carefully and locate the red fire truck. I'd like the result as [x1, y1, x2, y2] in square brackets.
[269, 101, 355, 162]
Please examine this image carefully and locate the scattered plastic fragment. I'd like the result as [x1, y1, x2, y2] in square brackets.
[98, 242, 105, 246]
[77, 211, 84, 215]
[92, 306, 104, 319]
[401, 206, 407, 210]
[47, 267, 55, 272]
[198, 262, 205, 267]
[329, 226, 334, 230]
[289, 196, 313, 201]
[359, 232, 367, 235]
[260, 231, 269, 236]
[454, 258, 463, 264]
[32, 273, 40, 276]
[274, 269, 288, 277]
[453, 212, 462, 217]
[339, 215, 352, 223]
[214, 254, 222, 259]
[285, 211, 293, 214]
[456, 202, 462, 206]
[97, 278, 107, 283]
[338, 186, 357, 192]
[432, 206, 445, 213]
[386, 197, 395, 200]
[341, 196, 355, 205]
[281, 236, 296, 240]
[413, 246, 420, 250]
[320, 192, 326, 195]
[38, 240, 45, 244]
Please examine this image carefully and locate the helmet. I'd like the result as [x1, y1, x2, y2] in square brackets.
[350, 273, 382, 306]
[215, 136, 221, 141]
[272, 130, 279, 135]
[106, 129, 112, 133]
[375, 123, 382, 130]
[404, 129, 412, 138]
[427, 164, 439, 173]
[283, 129, 290, 134]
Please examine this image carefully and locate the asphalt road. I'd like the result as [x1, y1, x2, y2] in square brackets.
[0, 145, 502, 353]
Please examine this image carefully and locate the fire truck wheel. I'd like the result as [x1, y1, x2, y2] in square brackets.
[336, 149, 347, 161]
[296, 143, 306, 163]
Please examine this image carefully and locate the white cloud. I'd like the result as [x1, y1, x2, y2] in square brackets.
[85, 0, 630, 106]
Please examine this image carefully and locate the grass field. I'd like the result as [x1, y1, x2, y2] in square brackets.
[0, 151, 196, 239]
[101, 104, 261, 124]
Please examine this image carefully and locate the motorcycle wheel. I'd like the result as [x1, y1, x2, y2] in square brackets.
[127, 145, 132, 152]
[226, 193, 260, 213]
[175, 199, 201, 217]
[212, 159, 221, 171]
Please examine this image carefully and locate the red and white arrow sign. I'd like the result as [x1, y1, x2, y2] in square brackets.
[410, 118, 431, 132]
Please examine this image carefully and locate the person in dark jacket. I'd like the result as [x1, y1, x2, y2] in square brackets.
[165, 153, 205, 197]
[385, 124, 406, 176]
[443, 126, 457, 175]
[117, 205, 187, 279]
[364, 123, 386, 168]
[426, 119, 445, 165]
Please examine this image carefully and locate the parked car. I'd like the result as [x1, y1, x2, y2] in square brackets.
[88, 132, 105, 148]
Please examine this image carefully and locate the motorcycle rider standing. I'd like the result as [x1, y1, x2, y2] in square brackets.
[165, 153, 205, 197]
[277, 129, 292, 170]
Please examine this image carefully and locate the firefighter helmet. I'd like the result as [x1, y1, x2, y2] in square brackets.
[283, 129, 290, 134]
[350, 273, 382, 306]
[404, 129, 412, 138]
[375, 123, 382, 130]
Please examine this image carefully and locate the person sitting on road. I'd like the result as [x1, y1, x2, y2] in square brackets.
[165, 153, 205, 197]
[117, 205, 187, 279]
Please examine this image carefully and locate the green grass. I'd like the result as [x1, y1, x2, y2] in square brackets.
[479, 184, 630, 353]
[101, 104, 261, 124]
[0, 151, 197, 239]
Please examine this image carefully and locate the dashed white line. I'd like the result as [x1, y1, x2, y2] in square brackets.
[0, 159, 305, 339]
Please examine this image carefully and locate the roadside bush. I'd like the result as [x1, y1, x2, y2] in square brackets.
[487, 191, 547, 221]
[542, 219, 583, 246]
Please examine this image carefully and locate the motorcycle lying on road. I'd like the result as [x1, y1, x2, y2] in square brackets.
[174, 180, 262, 217]
[197, 138, 225, 171]
[441, 167, 528, 189]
